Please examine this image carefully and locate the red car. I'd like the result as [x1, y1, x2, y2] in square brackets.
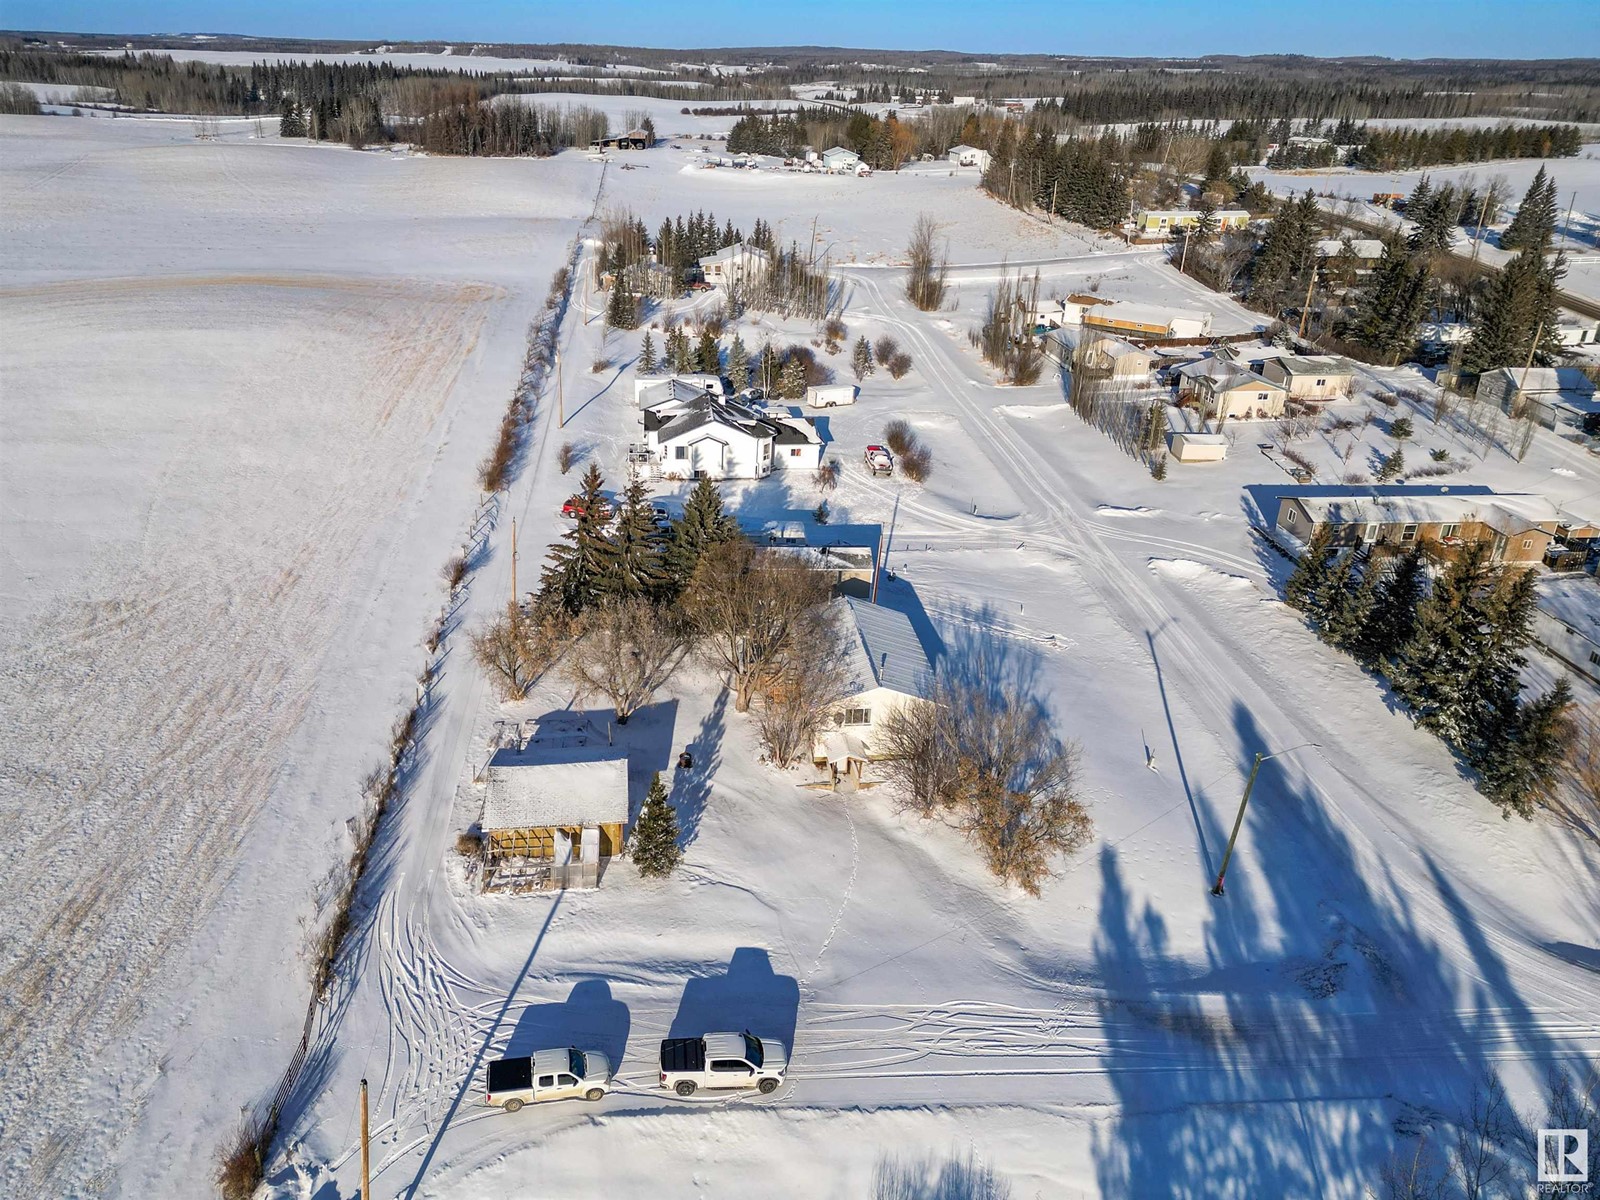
[561, 496, 611, 520]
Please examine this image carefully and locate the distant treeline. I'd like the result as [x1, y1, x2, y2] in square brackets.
[1350, 122, 1585, 170]
[411, 96, 610, 156]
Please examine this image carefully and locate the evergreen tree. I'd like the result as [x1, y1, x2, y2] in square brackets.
[1353, 233, 1431, 364]
[639, 330, 658, 374]
[851, 336, 875, 381]
[1322, 558, 1379, 654]
[727, 334, 750, 391]
[696, 327, 721, 376]
[1355, 548, 1426, 668]
[1498, 166, 1559, 253]
[778, 356, 806, 400]
[1192, 197, 1220, 244]
[1200, 142, 1231, 196]
[539, 463, 611, 615]
[278, 96, 306, 138]
[606, 279, 638, 330]
[1406, 174, 1433, 216]
[1473, 679, 1574, 819]
[1390, 416, 1414, 441]
[598, 472, 669, 601]
[629, 772, 683, 877]
[1375, 447, 1406, 482]
[1286, 524, 1336, 612]
[1308, 547, 1360, 633]
[1389, 543, 1503, 747]
[661, 475, 738, 591]
[1462, 247, 1566, 375]
[1249, 191, 1321, 309]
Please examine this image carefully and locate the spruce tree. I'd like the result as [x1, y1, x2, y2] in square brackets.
[696, 328, 721, 376]
[778, 357, 806, 400]
[1354, 234, 1430, 364]
[1473, 679, 1574, 819]
[1462, 247, 1565, 375]
[629, 772, 683, 877]
[639, 331, 658, 374]
[1286, 524, 1336, 612]
[1499, 166, 1558, 253]
[1375, 447, 1406, 482]
[728, 334, 750, 391]
[662, 475, 738, 592]
[1355, 548, 1426, 668]
[1322, 558, 1378, 654]
[598, 472, 669, 601]
[852, 336, 875, 382]
[606, 280, 638, 330]
[539, 463, 611, 615]
[1309, 547, 1359, 634]
[1389, 543, 1502, 747]
[1192, 197, 1220, 244]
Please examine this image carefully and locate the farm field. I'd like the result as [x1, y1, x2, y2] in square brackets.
[1, 110, 1598, 1200]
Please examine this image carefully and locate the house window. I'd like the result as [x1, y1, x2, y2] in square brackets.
[1590, 651, 1600, 667]
[1401, 524, 1418, 542]
[1440, 524, 1458, 539]
[1257, 393, 1268, 403]
[789, 447, 802, 457]
[675, 446, 687, 460]
[1314, 378, 1327, 387]
[1286, 509, 1298, 525]
[1522, 539, 1533, 549]
[843, 706, 871, 726]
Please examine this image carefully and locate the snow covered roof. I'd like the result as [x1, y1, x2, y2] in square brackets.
[650, 394, 775, 444]
[1537, 575, 1600, 643]
[1177, 359, 1284, 392]
[1482, 367, 1597, 397]
[768, 415, 821, 445]
[1271, 354, 1354, 378]
[1316, 237, 1385, 259]
[838, 597, 936, 700]
[698, 243, 769, 267]
[481, 748, 629, 831]
[1086, 301, 1212, 332]
[1287, 487, 1560, 531]
[640, 378, 718, 410]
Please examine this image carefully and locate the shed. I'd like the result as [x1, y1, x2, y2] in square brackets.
[1169, 431, 1229, 462]
[480, 748, 629, 889]
[1535, 575, 1600, 683]
[806, 384, 858, 408]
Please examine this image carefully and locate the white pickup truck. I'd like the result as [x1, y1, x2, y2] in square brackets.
[485, 1047, 613, 1111]
[658, 1031, 788, 1097]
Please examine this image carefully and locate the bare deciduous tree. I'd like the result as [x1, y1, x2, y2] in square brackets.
[682, 540, 834, 713]
[1452, 1073, 1514, 1200]
[471, 604, 572, 702]
[905, 214, 950, 312]
[1374, 1136, 1449, 1200]
[753, 603, 854, 767]
[876, 653, 1092, 895]
[562, 598, 689, 724]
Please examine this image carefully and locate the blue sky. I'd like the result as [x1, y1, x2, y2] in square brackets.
[7, 0, 1598, 59]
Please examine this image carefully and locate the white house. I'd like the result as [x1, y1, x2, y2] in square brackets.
[635, 375, 725, 409]
[821, 146, 864, 173]
[1258, 354, 1356, 401]
[1534, 575, 1600, 683]
[696, 243, 770, 289]
[642, 391, 825, 479]
[946, 144, 991, 170]
[814, 597, 938, 784]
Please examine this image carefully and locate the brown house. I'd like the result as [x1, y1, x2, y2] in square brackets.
[1274, 488, 1587, 564]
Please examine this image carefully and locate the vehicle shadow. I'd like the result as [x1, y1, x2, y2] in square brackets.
[668, 946, 800, 1054]
[505, 978, 631, 1069]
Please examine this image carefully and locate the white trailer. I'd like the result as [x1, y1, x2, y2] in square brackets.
[806, 384, 858, 408]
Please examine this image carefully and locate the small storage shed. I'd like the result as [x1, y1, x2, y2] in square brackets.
[1169, 432, 1229, 463]
[481, 748, 629, 890]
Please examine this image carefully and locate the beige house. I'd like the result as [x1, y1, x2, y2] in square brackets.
[1273, 487, 1590, 565]
[814, 598, 937, 788]
[1176, 360, 1287, 422]
[1168, 431, 1228, 462]
[1259, 355, 1355, 401]
[1052, 329, 1154, 379]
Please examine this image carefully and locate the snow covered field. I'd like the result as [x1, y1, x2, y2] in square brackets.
[4, 114, 1599, 1200]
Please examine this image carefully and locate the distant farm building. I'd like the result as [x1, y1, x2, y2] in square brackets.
[590, 129, 652, 151]
[697, 243, 771, 289]
[946, 144, 991, 170]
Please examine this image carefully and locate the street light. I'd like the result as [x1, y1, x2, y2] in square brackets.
[1210, 741, 1319, 897]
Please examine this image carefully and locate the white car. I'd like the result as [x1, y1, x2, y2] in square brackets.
[659, 1031, 788, 1097]
[486, 1047, 613, 1111]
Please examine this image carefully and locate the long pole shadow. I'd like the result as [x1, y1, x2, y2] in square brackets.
[1148, 626, 1214, 879]
[405, 892, 564, 1198]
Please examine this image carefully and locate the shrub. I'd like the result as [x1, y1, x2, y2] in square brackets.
[816, 460, 840, 492]
[1151, 454, 1168, 481]
[901, 444, 934, 482]
[545, 267, 570, 310]
[814, 501, 831, 525]
[441, 553, 468, 592]
[884, 419, 914, 456]
[1430, 447, 1449, 462]
[874, 335, 900, 364]
[905, 214, 951, 311]
[559, 442, 578, 474]
[887, 352, 913, 379]
[1374, 392, 1400, 408]
[455, 830, 482, 858]
[216, 1113, 272, 1200]
[478, 408, 519, 492]
[591, 356, 612, 373]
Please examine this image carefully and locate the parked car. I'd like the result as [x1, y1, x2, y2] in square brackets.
[486, 1048, 613, 1111]
[863, 445, 894, 476]
[659, 1032, 787, 1097]
[561, 496, 611, 520]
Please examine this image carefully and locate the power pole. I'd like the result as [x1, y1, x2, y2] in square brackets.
[360, 1078, 371, 1200]
[1212, 743, 1316, 896]
[1297, 268, 1316, 341]
[510, 517, 518, 610]
[557, 345, 564, 428]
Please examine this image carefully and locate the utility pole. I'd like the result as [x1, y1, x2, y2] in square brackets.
[1563, 190, 1578, 249]
[510, 518, 518, 610]
[1297, 268, 1316, 341]
[1212, 742, 1317, 896]
[360, 1078, 370, 1200]
[557, 345, 564, 428]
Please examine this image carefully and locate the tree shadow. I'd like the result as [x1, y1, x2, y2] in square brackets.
[1090, 699, 1595, 1196]
[672, 689, 725, 850]
[506, 979, 631, 1068]
[669, 946, 800, 1055]
[872, 1149, 1013, 1200]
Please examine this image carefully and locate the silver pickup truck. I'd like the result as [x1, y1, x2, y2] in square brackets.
[486, 1047, 613, 1111]
[658, 1031, 787, 1097]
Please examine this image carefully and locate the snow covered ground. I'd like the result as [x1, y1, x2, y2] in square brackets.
[4, 116, 1599, 1200]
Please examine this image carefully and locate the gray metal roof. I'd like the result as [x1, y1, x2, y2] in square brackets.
[839, 597, 936, 700]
